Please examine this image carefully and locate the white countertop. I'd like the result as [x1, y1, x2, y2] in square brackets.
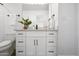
[15, 29, 58, 32]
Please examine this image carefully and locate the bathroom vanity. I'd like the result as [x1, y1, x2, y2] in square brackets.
[16, 30, 57, 56]
[16, 3, 58, 56]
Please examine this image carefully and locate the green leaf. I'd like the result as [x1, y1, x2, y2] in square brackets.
[28, 21, 32, 25]
[18, 21, 24, 24]
[18, 17, 32, 26]
[22, 17, 26, 22]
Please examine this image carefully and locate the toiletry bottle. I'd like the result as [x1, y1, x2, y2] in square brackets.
[36, 24, 38, 30]
[52, 14, 55, 30]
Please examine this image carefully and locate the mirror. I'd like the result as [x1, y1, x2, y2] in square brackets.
[22, 4, 49, 30]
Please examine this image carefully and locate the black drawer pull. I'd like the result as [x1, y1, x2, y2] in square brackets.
[48, 51, 54, 53]
[18, 51, 23, 53]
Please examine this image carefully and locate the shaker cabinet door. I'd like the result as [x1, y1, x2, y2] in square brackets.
[26, 38, 35, 56]
[37, 37, 46, 56]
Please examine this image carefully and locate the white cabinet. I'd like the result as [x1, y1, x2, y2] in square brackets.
[36, 37, 46, 56]
[26, 37, 35, 56]
[16, 31, 26, 56]
[16, 31, 57, 56]
[15, 3, 58, 56]
[26, 31, 46, 56]
[26, 37, 46, 56]
[47, 47, 56, 56]
[47, 31, 57, 56]
[16, 46, 25, 56]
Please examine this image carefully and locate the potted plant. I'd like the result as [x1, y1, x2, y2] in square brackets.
[18, 17, 32, 30]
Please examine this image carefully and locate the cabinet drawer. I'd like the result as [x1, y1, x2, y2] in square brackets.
[47, 38, 56, 42]
[16, 47, 25, 56]
[47, 33, 56, 40]
[47, 32, 56, 37]
[16, 35, 25, 40]
[16, 39, 25, 46]
[47, 47, 56, 51]
[16, 32, 25, 37]
[47, 36, 56, 40]
[47, 40, 56, 47]
[47, 47, 56, 56]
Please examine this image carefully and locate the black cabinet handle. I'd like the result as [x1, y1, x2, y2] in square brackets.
[18, 51, 23, 53]
[34, 40, 39, 46]
[48, 51, 54, 53]
[36, 40, 38, 46]
[34, 40, 38, 46]
[34, 40, 35, 45]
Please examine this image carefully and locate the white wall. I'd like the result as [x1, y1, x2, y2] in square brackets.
[58, 3, 78, 56]
[0, 3, 22, 34]
[77, 4, 79, 55]
[0, 3, 22, 41]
